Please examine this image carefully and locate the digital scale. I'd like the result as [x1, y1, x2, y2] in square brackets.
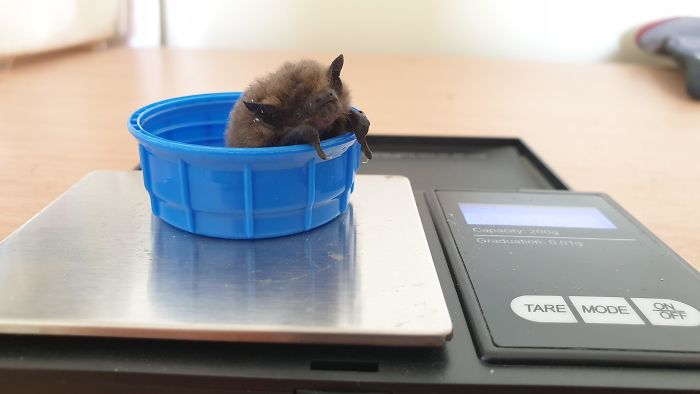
[0, 136, 698, 393]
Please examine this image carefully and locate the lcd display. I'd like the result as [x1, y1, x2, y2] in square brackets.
[459, 203, 617, 229]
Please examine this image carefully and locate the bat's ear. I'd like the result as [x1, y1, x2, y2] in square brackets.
[329, 54, 344, 80]
[243, 101, 280, 125]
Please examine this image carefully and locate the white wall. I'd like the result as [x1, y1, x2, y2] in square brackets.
[127, 0, 162, 48]
[0, 0, 121, 57]
[162, 0, 700, 64]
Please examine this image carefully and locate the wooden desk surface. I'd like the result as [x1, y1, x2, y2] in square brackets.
[1, 47, 698, 269]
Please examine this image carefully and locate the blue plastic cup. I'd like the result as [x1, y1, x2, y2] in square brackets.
[127, 92, 361, 239]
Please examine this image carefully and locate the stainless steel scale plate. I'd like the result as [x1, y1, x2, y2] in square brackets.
[0, 171, 452, 346]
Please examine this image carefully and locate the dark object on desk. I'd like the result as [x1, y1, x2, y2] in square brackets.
[225, 54, 372, 160]
[637, 17, 700, 99]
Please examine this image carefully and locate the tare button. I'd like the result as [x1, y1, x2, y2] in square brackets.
[511, 295, 577, 323]
[569, 296, 644, 325]
[631, 298, 700, 327]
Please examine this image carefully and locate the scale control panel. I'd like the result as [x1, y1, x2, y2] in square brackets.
[435, 190, 700, 366]
[511, 295, 700, 326]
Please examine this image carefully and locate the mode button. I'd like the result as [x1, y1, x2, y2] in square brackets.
[569, 296, 644, 325]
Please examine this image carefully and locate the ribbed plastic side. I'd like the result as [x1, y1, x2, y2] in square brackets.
[304, 159, 316, 230]
[243, 164, 254, 238]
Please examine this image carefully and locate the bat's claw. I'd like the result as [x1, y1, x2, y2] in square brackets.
[308, 132, 328, 160]
[348, 108, 372, 161]
[361, 143, 373, 160]
[312, 142, 329, 160]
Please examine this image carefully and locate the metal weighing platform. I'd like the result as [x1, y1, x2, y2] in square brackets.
[0, 136, 698, 393]
[0, 172, 451, 347]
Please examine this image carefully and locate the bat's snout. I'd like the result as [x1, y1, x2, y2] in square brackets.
[314, 89, 338, 106]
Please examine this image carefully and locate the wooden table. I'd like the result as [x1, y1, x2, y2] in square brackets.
[1, 47, 698, 269]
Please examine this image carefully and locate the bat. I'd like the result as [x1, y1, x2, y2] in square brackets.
[225, 54, 372, 160]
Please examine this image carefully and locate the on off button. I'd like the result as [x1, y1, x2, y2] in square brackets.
[632, 298, 700, 327]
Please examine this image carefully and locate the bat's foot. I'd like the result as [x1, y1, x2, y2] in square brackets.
[303, 128, 328, 160]
[280, 124, 329, 160]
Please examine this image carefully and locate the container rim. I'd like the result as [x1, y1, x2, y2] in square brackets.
[127, 92, 357, 156]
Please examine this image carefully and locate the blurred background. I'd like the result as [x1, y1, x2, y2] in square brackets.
[1, 0, 699, 67]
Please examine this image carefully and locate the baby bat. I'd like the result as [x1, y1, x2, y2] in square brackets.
[225, 54, 372, 160]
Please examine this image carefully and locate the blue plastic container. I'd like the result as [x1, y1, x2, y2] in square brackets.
[127, 92, 361, 239]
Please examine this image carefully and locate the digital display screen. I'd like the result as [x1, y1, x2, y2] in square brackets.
[459, 203, 617, 229]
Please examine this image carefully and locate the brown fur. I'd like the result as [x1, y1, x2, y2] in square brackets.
[225, 57, 353, 148]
